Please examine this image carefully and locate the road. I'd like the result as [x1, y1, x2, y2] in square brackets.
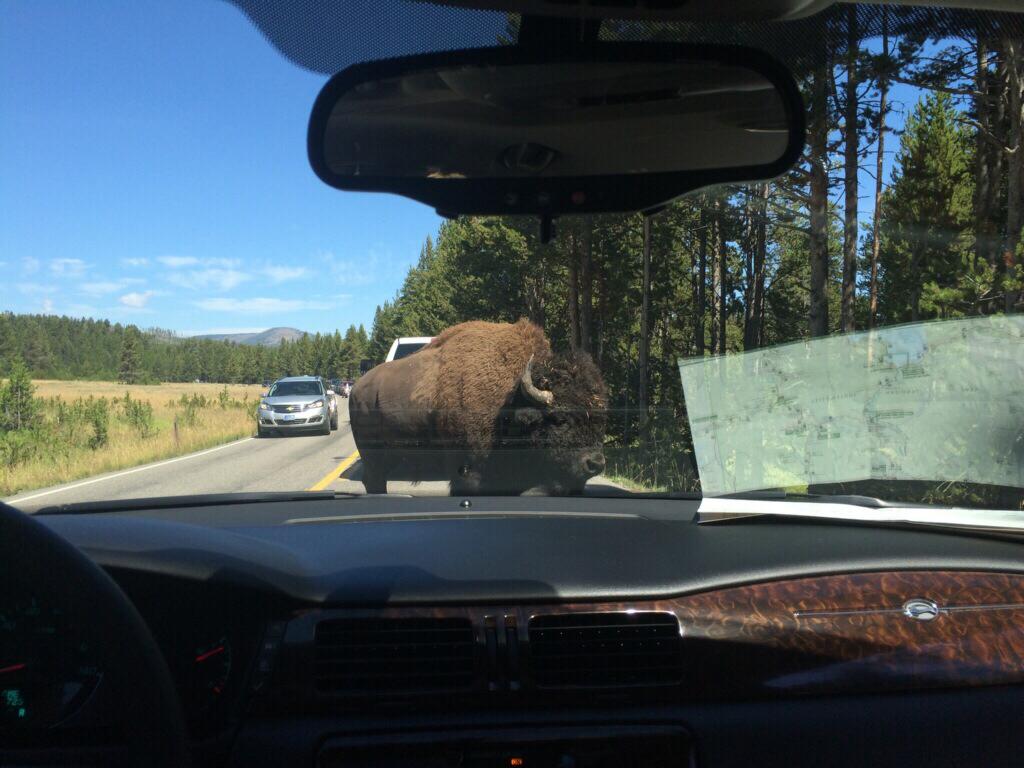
[5, 405, 622, 512]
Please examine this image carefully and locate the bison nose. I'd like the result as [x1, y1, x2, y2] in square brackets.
[581, 453, 605, 477]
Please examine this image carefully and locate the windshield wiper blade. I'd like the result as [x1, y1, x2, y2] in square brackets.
[32, 490, 361, 515]
[697, 495, 1024, 535]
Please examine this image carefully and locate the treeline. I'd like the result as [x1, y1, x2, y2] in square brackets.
[368, 6, 1024, 500]
[0, 313, 370, 384]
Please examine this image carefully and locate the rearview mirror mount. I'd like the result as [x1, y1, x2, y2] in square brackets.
[308, 43, 805, 229]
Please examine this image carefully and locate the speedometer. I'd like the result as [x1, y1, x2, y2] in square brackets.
[0, 597, 101, 727]
[190, 635, 232, 713]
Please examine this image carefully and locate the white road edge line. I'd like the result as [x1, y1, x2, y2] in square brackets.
[7, 437, 256, 504]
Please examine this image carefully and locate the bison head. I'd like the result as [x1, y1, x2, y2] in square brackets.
[500, 351, 608, 494]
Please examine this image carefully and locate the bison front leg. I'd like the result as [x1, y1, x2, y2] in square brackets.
[359, 450, 388, 495]
[447, 454, 485, 496]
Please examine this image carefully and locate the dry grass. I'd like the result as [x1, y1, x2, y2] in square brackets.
[1, 381, 263, 497]
[30, 380, 263, 404]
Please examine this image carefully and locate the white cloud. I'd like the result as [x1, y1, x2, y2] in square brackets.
[41, 298, 54, 313]
[80, 278, 147, 296]
[21, 257, 40, 275]
[50, 258, 87, 277]
[157, 255, 200, 268]
[316, 249, 379, 287]
[262, 265, 308, 282]
[168, 268, 249, 292]
[206, 257, 240, 269]
[120, 290, 157, 308]
[122, 257, 149, 267]
[17, 282, 54, 296]
[81, 281, 122, 296]
[195, 297, 333, 313]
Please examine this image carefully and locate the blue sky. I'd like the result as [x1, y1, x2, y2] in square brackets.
[1, 1, 924, 337]
[0, 0, 443, 335]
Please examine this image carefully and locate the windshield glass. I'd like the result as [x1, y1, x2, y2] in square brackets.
[3, 1, 1024, 511]
[268, 382, 323, 398]
[392, 343, 427, 361]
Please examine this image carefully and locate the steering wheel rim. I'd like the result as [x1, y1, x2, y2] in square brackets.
[0, 502, 190, 767]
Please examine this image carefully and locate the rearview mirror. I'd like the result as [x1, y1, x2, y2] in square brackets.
[308, 43, 804, 217]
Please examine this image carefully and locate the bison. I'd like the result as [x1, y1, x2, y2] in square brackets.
[349, 319, 608, 495]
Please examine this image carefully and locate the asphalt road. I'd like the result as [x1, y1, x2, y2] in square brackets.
[5, 405, 622, 512]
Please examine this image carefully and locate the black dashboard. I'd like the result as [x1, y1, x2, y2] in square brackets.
[8, 495, 1024, 767]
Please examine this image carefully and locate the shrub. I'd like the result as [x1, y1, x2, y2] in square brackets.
[0, 430, 40, 468]
[0, 360, 40, 432]
[117, 392, 156, 438]
[87, 398, 110, 450]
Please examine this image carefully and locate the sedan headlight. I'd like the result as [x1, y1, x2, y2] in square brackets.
[307, 399, 325, 410]
[259, 401, 272, 411]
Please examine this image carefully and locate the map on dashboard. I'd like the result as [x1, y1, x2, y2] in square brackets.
[678, 315, 1024, 496]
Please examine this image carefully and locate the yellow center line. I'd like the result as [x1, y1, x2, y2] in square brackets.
[307, 450, 361, 492]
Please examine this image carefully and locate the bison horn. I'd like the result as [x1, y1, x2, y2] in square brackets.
[520, 354, 554, 407]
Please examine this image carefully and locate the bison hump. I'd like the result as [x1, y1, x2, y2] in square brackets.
[432, 319, 552, 451]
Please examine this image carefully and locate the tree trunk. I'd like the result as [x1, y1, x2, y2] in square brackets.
[1004, 38, 1023, 314]
[911, 250, 922, 322]
[695, 206, 707, 355]
[745, 185, 770, 348]
[974, 31, 997, 284]
[718, 206, 728, 351]
[567, 230, 581, 350]
[841, 5, 859, 333]
[639, 216, 652, 416]
[869, 6, 888, 329]
[808, 63, 831, 338]
[580, 217, 594, 352]
[711, 201, 725, 354]
[595, 262, 608, 367]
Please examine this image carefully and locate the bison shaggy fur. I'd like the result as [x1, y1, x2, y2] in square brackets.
[350, 319, 608, 495]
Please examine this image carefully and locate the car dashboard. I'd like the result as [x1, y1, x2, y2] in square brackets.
[7, 495, 1024, 767]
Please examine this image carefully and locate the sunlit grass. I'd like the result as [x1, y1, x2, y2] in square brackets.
[1, 381, 262, 496]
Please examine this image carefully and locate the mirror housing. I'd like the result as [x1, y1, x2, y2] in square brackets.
[308, 43, 804, 217]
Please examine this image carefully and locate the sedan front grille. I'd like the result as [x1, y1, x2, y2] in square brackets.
[276, 417, 307, 425]
[272, 404, 308, 413]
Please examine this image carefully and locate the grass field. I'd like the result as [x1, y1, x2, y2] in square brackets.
[1, 380, 263, 497]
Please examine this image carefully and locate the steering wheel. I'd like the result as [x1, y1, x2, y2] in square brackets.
[0, 502, 190, 767]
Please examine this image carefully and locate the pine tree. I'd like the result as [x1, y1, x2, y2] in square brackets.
[0, 359, 39, 431]
[878, 92, 975, 322]
[118, 327, 143, 384]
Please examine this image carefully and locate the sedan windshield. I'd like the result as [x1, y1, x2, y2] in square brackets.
[269, 382, 323, 398]
[2, 1, 1024, 511]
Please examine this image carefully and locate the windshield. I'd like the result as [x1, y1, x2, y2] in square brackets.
[268, 381, 323, 398]
[3, 1, 1024, 511]
[392, 343, 427, 361]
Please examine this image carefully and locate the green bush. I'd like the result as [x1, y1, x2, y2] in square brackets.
[0, 430, 40, 468]
[87, 398, 110, 450]
[117, 393, 155, 438]
[0, 361, 39, 432]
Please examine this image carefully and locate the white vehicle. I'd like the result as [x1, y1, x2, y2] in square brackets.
[385, 336, 433, 363]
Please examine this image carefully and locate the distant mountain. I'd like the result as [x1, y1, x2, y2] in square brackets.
[191, 327, 308, 346]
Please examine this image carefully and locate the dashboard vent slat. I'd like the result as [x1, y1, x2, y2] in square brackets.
[314, 617, 477, 695]
[528, 612, 683, 689]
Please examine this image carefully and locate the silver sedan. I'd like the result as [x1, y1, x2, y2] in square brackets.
[257, 376, 337, 437]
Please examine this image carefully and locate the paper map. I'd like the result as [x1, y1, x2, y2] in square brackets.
[678, 315, 1024, 496]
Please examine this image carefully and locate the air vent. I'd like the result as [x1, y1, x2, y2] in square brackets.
[528, 612, 683, 688]
[314, 617, 477, 694]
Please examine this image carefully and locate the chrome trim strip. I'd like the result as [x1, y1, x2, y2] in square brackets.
[794, 601, 1024, 619]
